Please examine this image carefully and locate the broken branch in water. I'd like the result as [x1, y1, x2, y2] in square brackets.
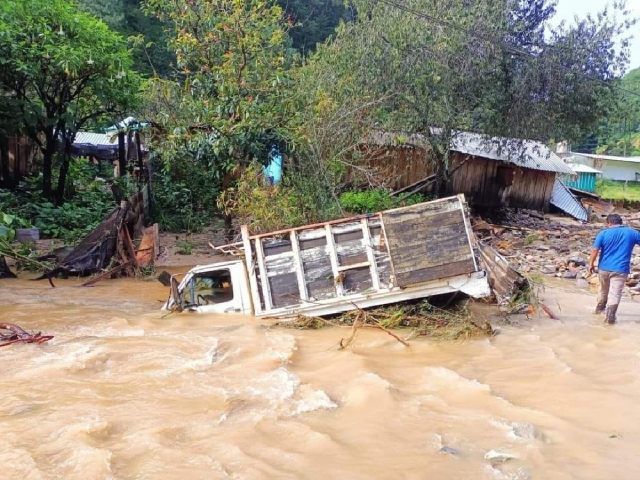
[0, 323, 54, 347]
[540, 304, 559, 320]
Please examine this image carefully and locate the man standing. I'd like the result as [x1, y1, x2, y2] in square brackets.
[588, 214, 640, 324]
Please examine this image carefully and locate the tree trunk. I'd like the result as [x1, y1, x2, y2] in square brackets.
[0, 135, 10, 189]
[42, 148, 54, 200]
[118, 132, 126, 177]
[55, 138, 73, 205]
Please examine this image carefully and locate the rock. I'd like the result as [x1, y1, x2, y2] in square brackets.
[485, 450, 518, 465]
[542, 265, 556, 275]
[576, 278, 589, 289]
[511, 422, 545, 441]
[535, 243, 549, 251]
[569, 256, 587, 267]
[562, 269, 578, 279]
[439, 446, 460, 456]
[545, 249, 558, 257]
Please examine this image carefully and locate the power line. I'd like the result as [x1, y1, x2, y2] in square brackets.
[376, 0, 640, 101]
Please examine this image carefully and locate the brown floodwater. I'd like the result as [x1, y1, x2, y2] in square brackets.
[1, 276, 640, 480]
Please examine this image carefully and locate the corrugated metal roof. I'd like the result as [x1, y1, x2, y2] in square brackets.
[74, 131, 119, 146]
[448, 130, 574, 174]
[571, 151, 640, 164]
[365, 129, 574, 174]
[550, 178, 588, 222]
[567, 163, 602, 174]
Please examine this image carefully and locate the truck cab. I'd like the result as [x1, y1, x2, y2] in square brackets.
[162, 260, 253, 314]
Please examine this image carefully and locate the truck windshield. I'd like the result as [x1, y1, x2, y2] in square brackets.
[182, 269, 234, 306]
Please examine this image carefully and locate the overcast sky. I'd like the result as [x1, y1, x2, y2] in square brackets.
[553, 0, 640, 73]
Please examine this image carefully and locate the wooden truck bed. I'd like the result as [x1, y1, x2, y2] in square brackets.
[240, 194, 487, 317]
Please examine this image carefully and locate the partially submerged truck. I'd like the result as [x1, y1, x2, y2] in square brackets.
[162, 195, 490, 318]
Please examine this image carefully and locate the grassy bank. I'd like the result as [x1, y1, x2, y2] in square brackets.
[596, 179, 640, 202]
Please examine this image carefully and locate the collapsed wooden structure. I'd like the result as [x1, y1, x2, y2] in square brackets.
[34, 201, 159, 285]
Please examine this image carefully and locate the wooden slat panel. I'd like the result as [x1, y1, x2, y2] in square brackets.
[395, 259, 476, 286]
[263, 240, 292, 257]
[268, 272, 300, 308]
[382, 198, 476, 288]
[300, 245, 335, 301]
[343, 267, 373, 294]
[265, 252, 296, 276]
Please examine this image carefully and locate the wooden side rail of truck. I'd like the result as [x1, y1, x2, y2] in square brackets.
[162, 194, 490, 318]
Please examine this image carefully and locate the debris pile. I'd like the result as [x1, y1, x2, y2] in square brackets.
[0, 323, 53, 347]
[275, 299, 494, 344]
[473, 209, 640, 290]
[30, 201, 159, 286]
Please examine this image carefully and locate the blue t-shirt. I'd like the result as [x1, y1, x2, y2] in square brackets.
[594, 226, 640, 274]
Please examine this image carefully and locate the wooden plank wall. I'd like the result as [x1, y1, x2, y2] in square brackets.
[253, 217, 394, 312]
[381, 197, 476, 288]
[349, 147, 556, 211]
[446, 153, 556, 211]
[347, 146, 434, 190]
[0, 136, 38, 188]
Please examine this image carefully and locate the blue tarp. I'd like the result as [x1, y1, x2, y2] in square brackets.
[263, 147, 283, 185]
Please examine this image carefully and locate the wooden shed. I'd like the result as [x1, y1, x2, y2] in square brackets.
[360, 130, 575, 212]
[0, 136, 38, 189]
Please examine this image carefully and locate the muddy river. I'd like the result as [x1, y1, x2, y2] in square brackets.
[1, 277, 640, 479]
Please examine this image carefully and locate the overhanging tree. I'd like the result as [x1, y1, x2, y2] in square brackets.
[142, 0, 300, 228]
[304, 0, 636, 190]
[0, 0, 141, 203]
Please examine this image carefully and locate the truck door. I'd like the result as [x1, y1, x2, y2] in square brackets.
[186, 267, 245, 313]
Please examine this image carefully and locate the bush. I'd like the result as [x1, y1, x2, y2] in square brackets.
[150, 157, 220, 233]
[218, 164, 308, 235]
[0, 160, 116, 244]
[339, 189, 425, 214]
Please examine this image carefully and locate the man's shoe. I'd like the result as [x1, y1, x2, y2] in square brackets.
[605, 305, 618, 324]
[595, 303, 607, 315]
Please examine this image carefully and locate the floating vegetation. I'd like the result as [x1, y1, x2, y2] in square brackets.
[273, 298, 494, 347]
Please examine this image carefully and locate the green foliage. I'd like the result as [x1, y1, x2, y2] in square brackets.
[78, 0, 175, 78]
[1, 160, 116, 243]
[218, 164, 310, 234]
[596, 178, 640, 202]
[339, 189, 425, 214]
[0, 209, 31, 241]
[150, 157, 218, 233]
[0, 0, 142, 201]
[142, 0, 300, 205]
[277, 0, 352, 54]
[579, 68, 640, 156]
[302, 0, 635, 190]
[523, 234, 540, 246]
[30, 200, 113, 243]
[175, 239, 194, 255]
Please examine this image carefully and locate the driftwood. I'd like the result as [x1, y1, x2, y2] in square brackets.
[81, 261, 133, 287]
[0, 323, 53, 347]
[540, 304, 560, 320]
